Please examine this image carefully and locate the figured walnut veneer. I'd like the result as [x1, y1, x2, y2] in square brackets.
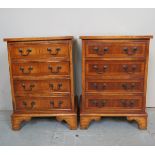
[80, 36, 153, 129]
[4, 36, 77, 130]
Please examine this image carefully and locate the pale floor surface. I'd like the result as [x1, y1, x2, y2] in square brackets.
[0, 108, 155, 146]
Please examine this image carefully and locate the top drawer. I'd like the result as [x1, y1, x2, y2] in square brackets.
[85, 40, 147, 58]
[8, 41, 69, 59]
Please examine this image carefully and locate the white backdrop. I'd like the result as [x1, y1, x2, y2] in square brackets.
[0, 8, 155, 110]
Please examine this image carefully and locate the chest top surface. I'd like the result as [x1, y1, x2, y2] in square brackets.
[4, 36, 73, 42]
[80, 35, 153, 40]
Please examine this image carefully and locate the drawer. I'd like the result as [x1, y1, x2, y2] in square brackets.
[86, 79, 144, 93]
[14, 79, 70, 95]
[85, 40, 146, 58]
[12, 62, 70, 76]
[9, 41, 69, 59]
[15, 96, 71, 111]
[86, 60, 145, 77]
[85, 95, 143, 109]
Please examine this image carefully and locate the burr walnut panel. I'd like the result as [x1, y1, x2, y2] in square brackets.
[86, 95, 143, 109]
[14, 79, 70, 95]
[86, 40, 146, 58]
[86, 60, 145, 77]
[9, 41, 69, 59]
[12, 62, 70, 76]
[15, 96, 71, 111]
[86, 79, 144, 93]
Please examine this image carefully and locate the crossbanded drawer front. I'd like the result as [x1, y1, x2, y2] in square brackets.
[14, 79, 70, 95]
[86, 60, 145, 77]
[86, 40, 146, 58]
[15, 96, 71, 111]
[12, 62, 70, 76]
[86, 79, 144, 93]
[9, 41, 69, 59]
[85, 95, 143, 109]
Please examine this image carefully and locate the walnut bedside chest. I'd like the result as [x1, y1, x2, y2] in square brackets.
[80, 36, 153, 129]
[4, 36, 77, 130]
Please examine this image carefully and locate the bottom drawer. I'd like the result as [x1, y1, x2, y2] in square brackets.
[86, 95, 143, 110]
[15, 96, 71, 111]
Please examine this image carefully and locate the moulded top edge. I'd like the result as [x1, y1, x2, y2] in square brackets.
[79, 35, 153, 40]
[3, 36, 74, 42]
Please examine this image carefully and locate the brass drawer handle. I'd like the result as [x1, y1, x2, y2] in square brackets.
[129, 100, 135, 107]
[103, 65, 108, 71]
[92, 64, 108, 74]
[120, 100, 127, 106]
[49, 83, 62, 91]
[19, 66, 33, 74]
[122, 64, 128, 72]
[93, 47, 109, 55]
[92, 65, 103, 74]
[47, 47, 61, 55]
[122, 83, 136, 90]
[122, 64, 137, 74]
[99, 100, 107, 107]
[22, 83, 35, 91]
[123, 47, 128, 52]
[92, 83, 107, 90]
[122, 83, 128, 90]
[103, 47, 109, 52]
[123, 47, 138, 55]
[22, 101, 35, 109]
[131, 83, 136, 89]
[91, 100, 97, 105]
[93, 47, 99, 52]
[131, 65, 137, 72]
[91, 100, 107, 107]
[58, 101, 63, 108]
[18, 48, 32, 56]
[50, 100, 63, 108]
[50, 101, 54, 108]
[120, 100, 135, 107]
[48, 65, 62, 74]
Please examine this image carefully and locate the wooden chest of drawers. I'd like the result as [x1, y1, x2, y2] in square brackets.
[4, 36, 77, 130]
[80, 36, 153, 129]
